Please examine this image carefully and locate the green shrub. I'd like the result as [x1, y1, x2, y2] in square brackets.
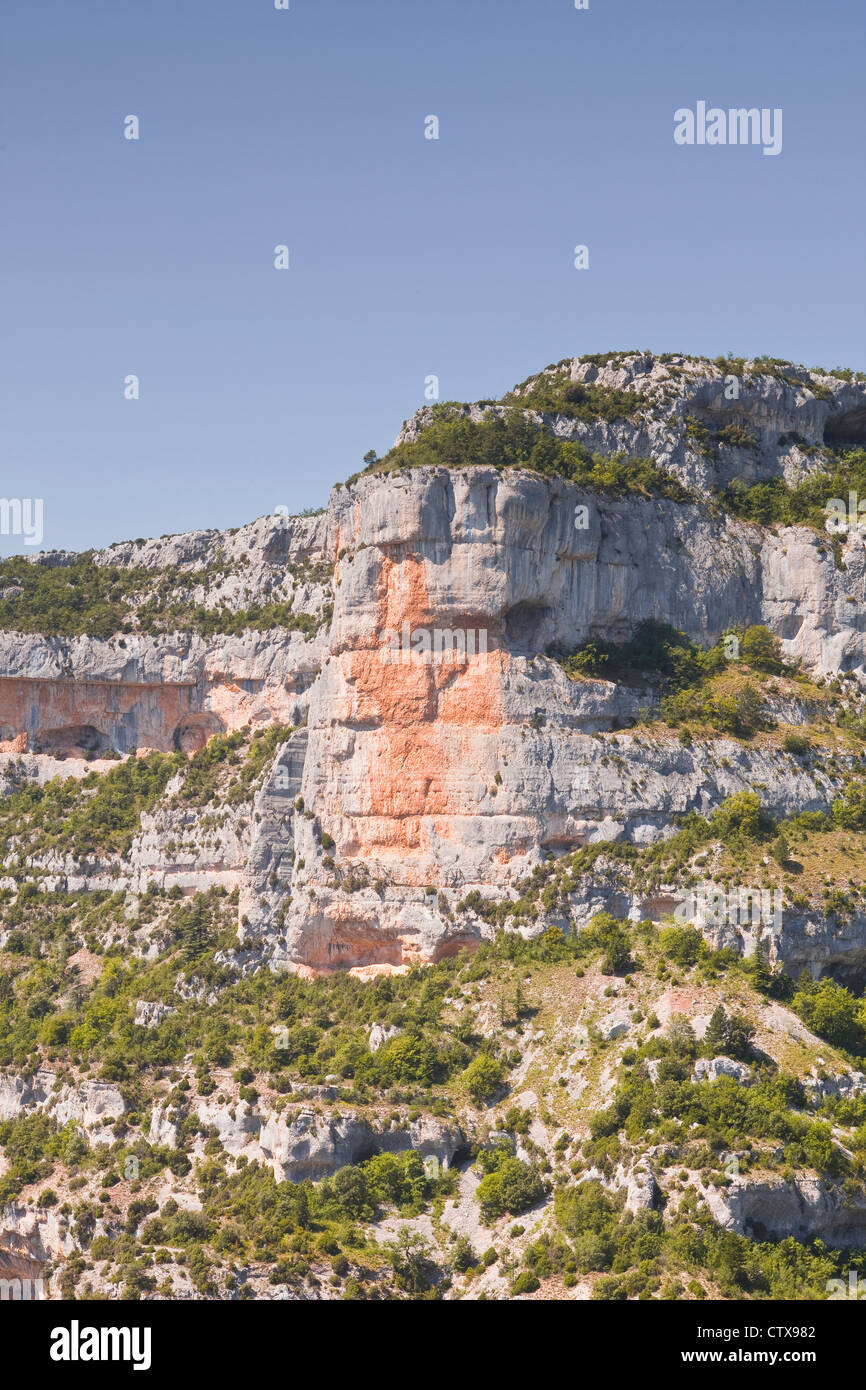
[365, 412, 690, 501]
[584, 912, 632, 974]
[511, 1270, 540, 1294]
[832, 784, 866, 831]
[792, 977, 866, 1054]
[704, 1006, 755, 1061]
[782, 733, 811, 756]
[739, 625, 783, 673]
[559, 621, 713, 690]
[657, 925, 704, 967]
[477, 1157, 544, 1222]
[708, 792, 772, 847]
[463, 1054, 504, 1103]
[376, 1033, 439, 1087]
[451, 1236, 476, 1272]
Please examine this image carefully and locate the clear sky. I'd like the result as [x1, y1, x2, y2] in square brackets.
[1, 0, 864, 554]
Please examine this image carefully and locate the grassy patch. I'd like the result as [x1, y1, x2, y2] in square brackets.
[360, 411, 691, 500]
[0, 554, 332, 641]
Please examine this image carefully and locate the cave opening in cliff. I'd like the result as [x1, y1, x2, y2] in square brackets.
[504, 602, 555, 656]
[824, 405, 866, 450]
[34, 724, 112, 756]
[172, 718, 224, 754]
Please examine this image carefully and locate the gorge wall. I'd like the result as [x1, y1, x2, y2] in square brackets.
[3, 352, 866, 978]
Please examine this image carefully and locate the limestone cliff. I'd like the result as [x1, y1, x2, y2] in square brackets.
[2, 351, 866, 980]
[4, 352, 866, 1303]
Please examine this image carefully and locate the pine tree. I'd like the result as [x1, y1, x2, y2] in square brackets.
[704, 1004, 755, 1060]
[181, 897, 212, 962]
[750, 939, 773, 994]
[704, 1005, 728, 1055]
[513, 979, 524, 1019]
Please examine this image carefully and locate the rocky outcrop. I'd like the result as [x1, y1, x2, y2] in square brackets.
[237, 731, 306, 938]
[802, 1068, 866, 1105]
[367, 1023, 401, 1053]
[147, 1088, 463, 1182]
[0, 508, 332, 756]
[0, 629, 327, 755]
[4, 354, 866, 976]
[92, 509, 329, 576]
[705, 908, 866, 989]
[702, 1174, 866, 1246]
[148, 1099, 179, 1149]
[692, 1057, 752, 1084]
[614, 1161, 659, 1215]
[267, 456, 866, 973]
[257, 1111, 463, 1182]
[134, 1001, 177, 1029]
[0, 1070, 124, 1141]
[0, 1204, 78, 1293]
[399, 354, 866, 494]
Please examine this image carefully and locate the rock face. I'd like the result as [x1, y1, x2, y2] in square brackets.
[600, 1014, 632, 1042]
[268, 460, 866, 974]
[2, 353, 866, 975]
[702, 1174, 866, 1246]
[627, 1167, 659, 1215]
[0, 1070, 125, 1139]
[802, 1068, 866, 1105]
[255, 1112, 462, 1182]
[692, 1057, 752, 1084]
[146, 1086, 464, 1182]
[7, 351, 866, 1303]
[0, 629, 327, 755]
[134, 1001, 176, 1029]
[0, 1205, 78, 1291]
[399, 353, 866, 496]
[367, 1023, 401, 1053]
[0, 508, 332, 755]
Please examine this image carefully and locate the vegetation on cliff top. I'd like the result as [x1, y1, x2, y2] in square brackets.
[0, 725, 296, 860]
[554, 620, 793, 738]
[352, 352, 866, 542]
[718, 447, 866, 529]
[358, 410, 690, 501]
[0, 553, 332, 641]
[500, 367, 648, 421]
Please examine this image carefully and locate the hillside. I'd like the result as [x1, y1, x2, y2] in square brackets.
[3, 351, 866, 1301]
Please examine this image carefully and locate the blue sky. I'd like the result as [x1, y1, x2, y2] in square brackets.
[1, 0, 863, 554]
